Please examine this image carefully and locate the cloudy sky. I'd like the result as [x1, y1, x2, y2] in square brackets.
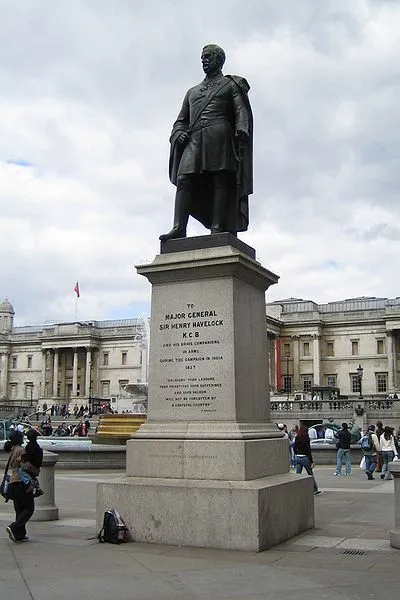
[1, 0, 399, 325]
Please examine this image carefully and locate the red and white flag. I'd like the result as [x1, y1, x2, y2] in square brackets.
[74, 282, 80, 298]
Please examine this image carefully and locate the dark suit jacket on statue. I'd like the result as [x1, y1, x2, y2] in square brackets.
[169, 73, 253, 233]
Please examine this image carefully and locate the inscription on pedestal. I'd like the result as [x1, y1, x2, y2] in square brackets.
[150, 287, 235, 420]
[158, 305, 224, 413]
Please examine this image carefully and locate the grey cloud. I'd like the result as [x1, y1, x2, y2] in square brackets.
[1, 0, 400, 323]
[361, 223, 400, 241]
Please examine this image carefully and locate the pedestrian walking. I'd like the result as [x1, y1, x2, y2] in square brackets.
[334, 422, 352, 476]
[361, 425, 381, 480]
[379, 426, 398, 480]
[293, 424, 322, 495]
[4, 430, 38, 542]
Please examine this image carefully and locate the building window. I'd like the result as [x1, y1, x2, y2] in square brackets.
[351, 374, 361, 394]
[326, 342, 335, 357]
[27, 355, 33, 369]
[119, 379, 129, 391]
[326, 375, 337, 388]
[103, 353, 109, 366]
[121, 352, 127, 366]
[283, 343, 290, 357]
[283, 376, 292, 394]
[377, 339, 385, 355]
[303, 342, 310, 357]
[25, 383, 34, 400]
[302, 375, 313, 392]
[376, 373, 387, 393]
[11, 356, 17, 369]
[101, 381, 110, 397]
[351, 341, 359, 356]
[9, 383, 18, 399]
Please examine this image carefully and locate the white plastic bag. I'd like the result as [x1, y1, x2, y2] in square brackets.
[360, 456, 367, 471]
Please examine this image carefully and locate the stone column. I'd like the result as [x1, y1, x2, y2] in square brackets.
[269, 335, 276, 393]
[0, 351, 9, 398]
[312, 335, 321, 386]
[292, 335, 300, 390]
[389, 460, 400, 548]
[72, 348, 78, 396]
[140, 344, 147, 382]
[40, 350, 46, 398]
[52, 350, 59, 397]
[85, 348, 92, 397]
[387, 330, 396, 392]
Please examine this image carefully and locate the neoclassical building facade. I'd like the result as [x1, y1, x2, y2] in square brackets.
[2, 295, 400, 411]
[0, 299, 148, 410]
[266, 297, 400, 398]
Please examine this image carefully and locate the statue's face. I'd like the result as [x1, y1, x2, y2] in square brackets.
[201, 48, 221, 75]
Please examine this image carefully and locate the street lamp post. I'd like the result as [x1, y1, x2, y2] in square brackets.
[88, 360, 93, 413]
[286, 355, 290, 401]
[357, 364, 363, 400]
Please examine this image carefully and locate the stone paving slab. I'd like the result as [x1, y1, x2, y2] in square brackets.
[335, 538, 392, 551]
[0, 466, 399, 600]
[288, 535, 346, 548]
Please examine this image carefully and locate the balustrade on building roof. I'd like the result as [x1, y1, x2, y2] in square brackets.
[269, 296, 400, 317]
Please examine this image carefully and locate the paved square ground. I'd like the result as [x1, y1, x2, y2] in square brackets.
[0, 465, 398, 600]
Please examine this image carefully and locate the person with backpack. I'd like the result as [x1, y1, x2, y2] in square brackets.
[379, 426, 398, 480]
[361, 425, 381, 480]
[18, 429, 44, 497]
[334, 422, 352, 476]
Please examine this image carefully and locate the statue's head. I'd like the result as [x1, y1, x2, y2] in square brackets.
[201, 44, 225, 75]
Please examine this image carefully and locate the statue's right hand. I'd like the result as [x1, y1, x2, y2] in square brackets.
[177, 132, 189, 144]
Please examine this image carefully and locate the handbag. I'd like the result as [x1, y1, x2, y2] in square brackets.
[359, 456, 367, 471]
[20, 460, 40, 477]
[0, 455, 12, 501]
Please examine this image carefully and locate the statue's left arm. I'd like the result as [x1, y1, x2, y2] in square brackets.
[226, 75, 254, 208]
[231, 81, 250, 140]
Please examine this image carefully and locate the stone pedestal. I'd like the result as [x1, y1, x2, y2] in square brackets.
[389, 460, 400, 548]
[97, 235, 314, 551]
[32, 450, 59, 521]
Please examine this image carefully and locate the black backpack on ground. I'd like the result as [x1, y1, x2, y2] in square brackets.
[98, 508, 129, 544]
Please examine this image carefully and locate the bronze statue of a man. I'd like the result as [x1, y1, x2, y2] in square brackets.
[160, 44, 253, 241]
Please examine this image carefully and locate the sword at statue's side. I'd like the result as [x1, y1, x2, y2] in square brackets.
[234, 134, 245, 237]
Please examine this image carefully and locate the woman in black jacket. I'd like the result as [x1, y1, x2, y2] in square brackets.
[4, 429, 43, 542]
[293, 424, 322, 495]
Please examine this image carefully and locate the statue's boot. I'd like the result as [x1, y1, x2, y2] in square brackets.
[159, 226, 186, 241]
[159, 189, 189, 241]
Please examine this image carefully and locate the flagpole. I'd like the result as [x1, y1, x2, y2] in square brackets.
[74, 281, 80, 321]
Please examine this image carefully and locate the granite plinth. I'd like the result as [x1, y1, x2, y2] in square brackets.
[126, 436, 289, 480]
[97, 473, 314, 552]
[97, 243, 314, 551]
